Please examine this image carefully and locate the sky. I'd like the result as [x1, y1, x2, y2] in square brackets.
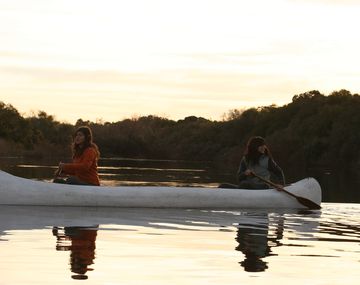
[1, 0, 360, 123]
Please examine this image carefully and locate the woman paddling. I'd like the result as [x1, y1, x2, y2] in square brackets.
[54, 126, 100, 186]
[237, 136, 284, 189]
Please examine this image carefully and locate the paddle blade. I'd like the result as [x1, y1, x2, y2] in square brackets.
[296, 196, 321, 210]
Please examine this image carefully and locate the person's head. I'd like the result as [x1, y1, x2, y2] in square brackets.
[72, 126, 99, 158]
[244, 136, 270, 164]
[73, 126, 93, 147]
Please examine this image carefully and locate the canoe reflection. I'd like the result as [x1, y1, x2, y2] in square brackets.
[235, 214, 284, 272]
[52, 226, 98, 280]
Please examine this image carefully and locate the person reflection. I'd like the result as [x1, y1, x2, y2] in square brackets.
[235, 214, 284, 272]
[52, 225, 98, 280]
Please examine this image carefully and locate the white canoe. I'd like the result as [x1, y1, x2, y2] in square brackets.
[0, 170, 321, 209]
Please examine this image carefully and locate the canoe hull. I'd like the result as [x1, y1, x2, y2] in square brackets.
[0, 170, 321, 209]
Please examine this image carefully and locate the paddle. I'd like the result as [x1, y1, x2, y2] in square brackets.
[251, 172, 321, 210]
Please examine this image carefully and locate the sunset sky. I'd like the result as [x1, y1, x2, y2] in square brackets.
[1, 0, 359, 123]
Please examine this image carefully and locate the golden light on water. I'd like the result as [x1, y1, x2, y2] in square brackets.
[1, 206, 359, 285]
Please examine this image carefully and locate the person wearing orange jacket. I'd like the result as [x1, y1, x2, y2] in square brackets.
[54, 126, 100, 186]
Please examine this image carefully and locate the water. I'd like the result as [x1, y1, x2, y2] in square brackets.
[0, 157, 228, 188]
[0, 205, 359, 284]
[0, 158, 359, 284]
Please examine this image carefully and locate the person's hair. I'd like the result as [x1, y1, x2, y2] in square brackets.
[72, 126, 100, 159]
[244, 136, 271, 165]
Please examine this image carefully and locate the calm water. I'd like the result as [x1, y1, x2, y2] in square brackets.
[0, 158, 359, 284]
[0, 156, 229, 188]
[0, 205, 359, 284]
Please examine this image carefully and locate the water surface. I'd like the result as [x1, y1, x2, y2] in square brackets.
[0, 204, 359, 284]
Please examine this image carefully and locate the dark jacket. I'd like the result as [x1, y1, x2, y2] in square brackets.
[237, 155, 285, 186]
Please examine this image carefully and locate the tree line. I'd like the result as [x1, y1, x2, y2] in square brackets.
[1, 89, 359, 201]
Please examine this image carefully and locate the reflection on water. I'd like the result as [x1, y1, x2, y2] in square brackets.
[52, 226, 98, 280]
[0, 205, 359, 284]
[235, 213, 284, 272]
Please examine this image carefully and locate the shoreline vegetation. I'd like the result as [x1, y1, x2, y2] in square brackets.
[1, 89, 360, 202]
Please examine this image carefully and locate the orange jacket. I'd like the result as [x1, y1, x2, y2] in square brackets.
[62, 147, 100, 186]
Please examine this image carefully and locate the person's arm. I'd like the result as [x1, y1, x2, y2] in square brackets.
[268, 158, 285, 186]
[237, 157, 248, 182]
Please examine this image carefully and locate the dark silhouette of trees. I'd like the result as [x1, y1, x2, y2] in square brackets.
[0, 103, 73, 156]
[0, 102, 34, 148]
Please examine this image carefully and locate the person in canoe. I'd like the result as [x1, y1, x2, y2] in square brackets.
[219, 136, 285, 189]
[53, 126, 100, 186]
[237, 136, 285, 189]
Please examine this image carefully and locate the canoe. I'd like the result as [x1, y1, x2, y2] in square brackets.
[0, 170, 321, 209]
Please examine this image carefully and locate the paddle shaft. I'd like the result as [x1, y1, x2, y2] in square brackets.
[252, 173, 296, 197]
[251, 172, 321, 210]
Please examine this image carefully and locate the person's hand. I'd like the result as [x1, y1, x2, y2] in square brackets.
[244, 169, 253, 176]
[54, 162, 64, 177]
